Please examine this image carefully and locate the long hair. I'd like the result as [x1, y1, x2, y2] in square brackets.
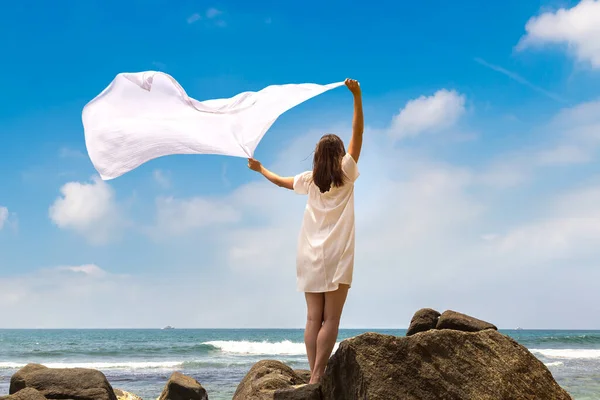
[312, 134, 346, 193]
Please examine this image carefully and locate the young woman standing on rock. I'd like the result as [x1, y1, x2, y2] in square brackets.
[247, 78, 363, 384]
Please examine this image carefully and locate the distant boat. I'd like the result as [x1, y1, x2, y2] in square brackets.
[516, 327, 523, 331]
[162, 325, 175, 330]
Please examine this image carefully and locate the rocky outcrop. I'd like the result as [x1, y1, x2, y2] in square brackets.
[406, 308, 440, 336]
[9, 363, 117, 400]
[321, 329, 572, 400]
[232, 360, 319, 400]
[436, 309, 498, 332]
[158, 372, 208, 400]
[292, 370, 311, 384]
[0, 388, 47, 400]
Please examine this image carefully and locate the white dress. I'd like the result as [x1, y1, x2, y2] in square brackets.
[293, 153, 360, 293]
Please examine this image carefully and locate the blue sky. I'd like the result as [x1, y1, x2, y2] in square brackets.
[1, 0, 599, 328]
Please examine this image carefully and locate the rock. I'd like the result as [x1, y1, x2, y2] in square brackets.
[274, 384, 321, 400]
[292, 370, 311, 384]
[114, 389, 143, 400]
[321, 330, 572, 400]
[233, 360, 318, 400]
[158, 371, 208, 400]
[9, 364, 117, 400]
[406, 308, 441, 336]
[0, 388, 46, 400]
[436, 310, 498, 332]
[9, 365, 48, 393]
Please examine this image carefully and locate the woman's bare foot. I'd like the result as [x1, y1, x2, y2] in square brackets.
[308, 373, 322, 385]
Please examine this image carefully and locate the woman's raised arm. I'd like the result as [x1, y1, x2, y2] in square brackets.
[346, 79, 363, 163]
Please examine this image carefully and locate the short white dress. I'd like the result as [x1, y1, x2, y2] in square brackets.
[293, 153, 360, 293]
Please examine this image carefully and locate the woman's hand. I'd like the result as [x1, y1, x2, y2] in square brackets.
[345, 78, 361, 97]
[248, 158, 294, 190]
[248, 158, 262, 172]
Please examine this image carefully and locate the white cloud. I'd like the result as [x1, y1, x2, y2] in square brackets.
[49, 177, 122, 245]
[153, 169, 171, 189]
[389, 89, 466, 139]
[187, 13, 201, 24]
[151, 196, 240, 237]
[0, 206, 18, 232]
[59, 147, 85, 159]
[0, 206, 8, 230]
[188, 8, 225, 27]
[0, 264, 292, 329]
[493, 185, 600, 262]
[517, 0, 600, 68]
[206, 7, 222, 19]
[535, 145, 591, 165]
[56, 264, 107, 278]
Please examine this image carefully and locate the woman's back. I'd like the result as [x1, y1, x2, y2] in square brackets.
[293, 153, 359, 292]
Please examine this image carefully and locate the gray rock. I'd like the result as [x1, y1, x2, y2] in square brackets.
[292, 370, 311, 384]
[1, 388, 46, 400]
[233, 360, 317, 400]
[436, 310, 498, 332]
[9, 364, 117, 400]
[320, 330, 572, 400]
[158, 371, 208, 400]
[406, 308, 441, 336]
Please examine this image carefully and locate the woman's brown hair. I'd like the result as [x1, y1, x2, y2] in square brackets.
[312, 134, 346, 193]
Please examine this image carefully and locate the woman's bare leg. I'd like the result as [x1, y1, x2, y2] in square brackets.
[310, 284, 349, 384]
[304, 292, 325, 375]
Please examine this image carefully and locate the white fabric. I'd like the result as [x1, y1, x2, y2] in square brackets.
[82, 71, 344, 180]
[293, 153, 360, 293]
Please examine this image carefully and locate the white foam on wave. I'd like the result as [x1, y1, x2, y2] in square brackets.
[544, 361, 563, 367]
[531, 349, 600, 360]
[0, 361, 183, 370]
[204, 340, 340, 355]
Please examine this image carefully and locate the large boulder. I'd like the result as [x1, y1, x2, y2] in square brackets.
[0, 388, 47, 400]
[436, 310, 497, 332]
[158, 372, 208, 400]
[9, 365, 48, 393]
[320, 330, 572, 400]
[9, 364, 117, 400]
[406, 308, 441, 336]
[233, 360, 319, 400]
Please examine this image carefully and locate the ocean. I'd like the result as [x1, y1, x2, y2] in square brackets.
[1, 329, 599, 400]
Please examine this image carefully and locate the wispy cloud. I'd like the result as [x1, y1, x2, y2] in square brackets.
[0, 206, 8, 230]
[187, 8, 226, 27]
[206, 8, 222, 19]
[59, 147, 85, 159]
[153, 169, 171, 189]
[187, 13, 201, 24]
[474, 57, 565, 103]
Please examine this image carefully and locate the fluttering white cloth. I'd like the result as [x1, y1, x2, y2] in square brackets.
[82, 71, 344, 180]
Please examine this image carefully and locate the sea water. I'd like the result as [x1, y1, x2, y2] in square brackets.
[1, 329, 599, 400]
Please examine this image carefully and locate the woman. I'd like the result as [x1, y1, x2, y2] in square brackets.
[247, 78, 363, 384]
